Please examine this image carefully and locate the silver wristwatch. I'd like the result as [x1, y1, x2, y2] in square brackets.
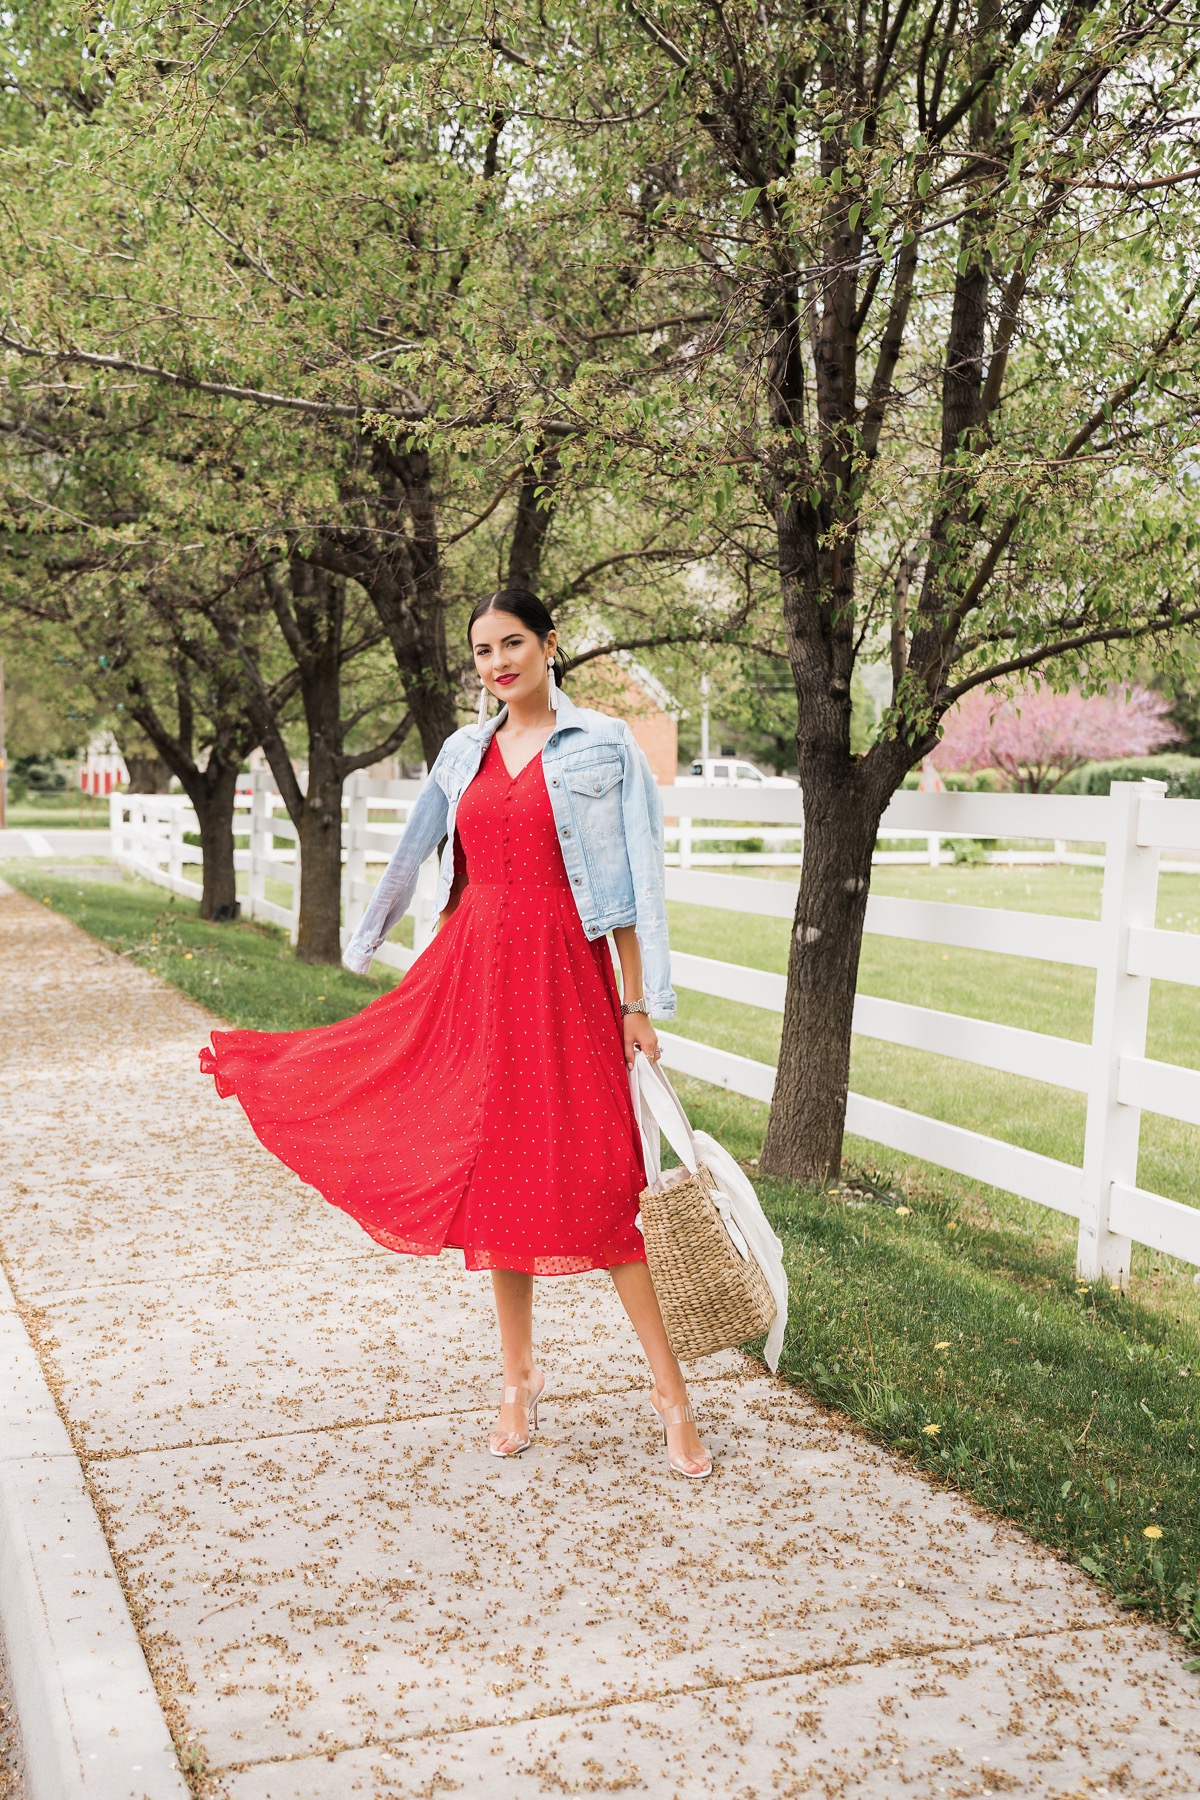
[621, 997, 651, 1016]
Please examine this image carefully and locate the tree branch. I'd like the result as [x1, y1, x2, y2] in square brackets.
[0, 331, 364, 420]
[934, 281, 1200, 655]
[860, 232, 920, 461]
[622, 3, 691, 72]
[0, 331, 581, 438]
[552, 543, 697, 602]
[565, 616, 752, 673]
[942, 603, 1200, 706]
[340, 711, 415, 775]
[586, 312, 719, 343]
[262, 563, 310, 673]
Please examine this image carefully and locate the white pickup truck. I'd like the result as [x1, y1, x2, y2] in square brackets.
[676, 758, 799, 788]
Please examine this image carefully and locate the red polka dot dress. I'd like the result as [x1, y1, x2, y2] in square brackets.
[199, 734, 649, 1275]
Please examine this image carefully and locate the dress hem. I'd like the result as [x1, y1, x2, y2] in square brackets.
[341, 1208, 646, 1276]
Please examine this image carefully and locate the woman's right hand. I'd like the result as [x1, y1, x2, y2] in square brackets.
[624, 1012, 661, 1069]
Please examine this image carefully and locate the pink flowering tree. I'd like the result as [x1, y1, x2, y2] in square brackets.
[931, 684, 1180, 793]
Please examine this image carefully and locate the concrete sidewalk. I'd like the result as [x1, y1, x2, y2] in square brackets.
[0, 829, 111, 859]
[2, 881, 1199, 1799]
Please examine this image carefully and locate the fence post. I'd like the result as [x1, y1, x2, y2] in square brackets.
[343, 773, 368, 946]
[247, 771, 271, 922]
[680, 814, 693, 870]
[928, 832, 941, 868]
[108, 791, 125, 865]
[167, 802, 184, 889]
[1076, 779, 1165, 1288]
[127, 797, 144, 869]
[288, 811, 302, 947]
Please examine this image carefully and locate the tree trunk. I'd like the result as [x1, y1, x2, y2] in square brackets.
[295, 763, 345, 963]
[288, 559, 348, 964]
[184, 760, 241, 922]
[394, 630, 461, 767]
[507, 449, 560, 589]
[759, 776, 888, 1184]
[122, 655, 259, 925]
[241, 554, 423, 962]
[124, 751, 172, 793]
[312, 444, 461, 767]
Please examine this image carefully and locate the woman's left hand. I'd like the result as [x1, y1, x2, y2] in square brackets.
[624, 1012, 661, 1070]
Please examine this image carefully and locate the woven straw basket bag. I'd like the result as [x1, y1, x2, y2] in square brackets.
[629, 1055, 786, 1367]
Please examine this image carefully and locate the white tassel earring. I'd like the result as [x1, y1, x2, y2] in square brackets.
[547, 660, 559, 713]
[477, 683, 490, 727]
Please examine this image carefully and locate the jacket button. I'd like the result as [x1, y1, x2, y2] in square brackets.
[550, 735, 557, 745]
[573, 876, 580, 884]
[562, 827, 571, 837]
[551, 777, 559, 786]
[593, 782, 601, 792]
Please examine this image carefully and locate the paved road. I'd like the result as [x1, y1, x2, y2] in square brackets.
[0, 827, 111, 858]
[2, 879, 1199, 1797]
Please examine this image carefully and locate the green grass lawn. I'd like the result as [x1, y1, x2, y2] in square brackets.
[4, 858, 1199, 1658]
[666, 863, 1200, 1221]
[5, 793, 112, 829]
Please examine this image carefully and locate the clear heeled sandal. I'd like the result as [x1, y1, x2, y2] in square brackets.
[488, 1373, 545, 1458]
[650, 1388, 714, 1481]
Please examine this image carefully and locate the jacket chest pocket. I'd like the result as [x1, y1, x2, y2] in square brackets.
[562, 753, 624, 841]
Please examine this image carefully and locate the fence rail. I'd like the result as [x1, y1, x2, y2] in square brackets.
[111, 773, 1200, 1286]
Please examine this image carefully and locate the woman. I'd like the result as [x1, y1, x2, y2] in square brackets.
[200, 588, 712, 1479]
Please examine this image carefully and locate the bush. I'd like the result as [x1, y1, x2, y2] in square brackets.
[692, 835, 767, 854]
[7, 774, 28, 805]
[22, 760, 68, 793]
[1060, 754, 1200, 799]
[899, 767, 1004, 793]
[947, 836, 997, 865]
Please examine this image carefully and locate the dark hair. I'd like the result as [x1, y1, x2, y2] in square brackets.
[467, 587, 568, 686]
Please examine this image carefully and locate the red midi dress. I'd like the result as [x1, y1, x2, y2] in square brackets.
[199, 734, 649, 1275]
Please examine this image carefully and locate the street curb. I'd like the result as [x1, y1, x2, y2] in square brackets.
[0, 1266, 190, 1800]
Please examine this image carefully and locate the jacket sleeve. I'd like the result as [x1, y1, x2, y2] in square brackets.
[342, 751, 451, 974]
[618, 726, 677, 1020]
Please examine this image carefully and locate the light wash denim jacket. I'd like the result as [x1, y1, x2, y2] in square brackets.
[342, 686, 678, 1018]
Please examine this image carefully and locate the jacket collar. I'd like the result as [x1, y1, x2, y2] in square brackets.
[470, 682, 589, 744]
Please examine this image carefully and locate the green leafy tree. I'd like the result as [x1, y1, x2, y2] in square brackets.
[209, 552, 419, 961]
[0, 1, 762, 955]
[8, 4, 1200, 1196]
[0, 2, 744, 752]
[542, 0, 1200, 1189]
[1151, 647, 1200, 756]
[0, 617, 101, 763]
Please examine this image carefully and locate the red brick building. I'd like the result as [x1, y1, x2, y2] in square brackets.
[566, 652, 680, 785]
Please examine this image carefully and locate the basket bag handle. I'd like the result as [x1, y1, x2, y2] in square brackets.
[627, 1050, 701, 1189]
[629, 1055, 751, 1255]
[629, 1053, 789, 1373]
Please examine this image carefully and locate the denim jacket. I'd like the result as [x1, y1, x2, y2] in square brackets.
[342, 686, 677, 1018]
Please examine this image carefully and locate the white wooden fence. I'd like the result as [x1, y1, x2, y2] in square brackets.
[111, 774, 1200, 1286]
